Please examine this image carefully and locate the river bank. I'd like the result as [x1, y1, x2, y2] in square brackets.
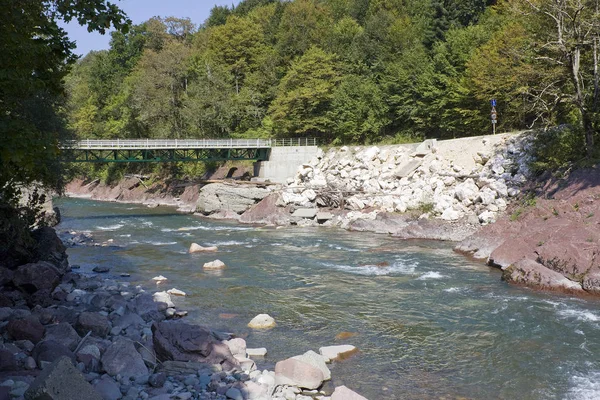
[42, 198, 600, 399]
[0, 222, 367, 400]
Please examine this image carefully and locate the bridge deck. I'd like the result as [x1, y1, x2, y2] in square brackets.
[62, 139, 271, 150]
[62, 138, 316, 150]
[60, 138, 317, 163]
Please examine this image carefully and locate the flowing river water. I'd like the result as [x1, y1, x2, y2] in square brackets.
[54, 197, 600, 400]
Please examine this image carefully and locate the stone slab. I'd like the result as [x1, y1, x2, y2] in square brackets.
[24, 356, 102, 400]
[291, 208, 318, 219]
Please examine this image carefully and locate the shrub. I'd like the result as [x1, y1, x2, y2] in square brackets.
[529, 125, 586, 175]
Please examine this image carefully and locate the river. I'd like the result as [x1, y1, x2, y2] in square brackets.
[54, 197, 600, 400]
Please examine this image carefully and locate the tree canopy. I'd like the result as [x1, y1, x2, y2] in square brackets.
[62, 0, 600, 155]
[1, 0, 130, 208]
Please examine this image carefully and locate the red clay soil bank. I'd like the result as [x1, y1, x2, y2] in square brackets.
[456, 167, 600, 296]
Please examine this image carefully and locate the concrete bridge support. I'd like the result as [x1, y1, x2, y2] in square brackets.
[254, 146, 320, 183]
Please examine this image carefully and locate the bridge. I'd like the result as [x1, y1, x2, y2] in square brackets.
[60, 138, 317, 163]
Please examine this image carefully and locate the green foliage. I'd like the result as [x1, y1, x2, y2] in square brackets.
[529, 126, 587, 175]
[269, 47, 341, 138]
[0, 0, 129, 208]
[58, 0, 599, 165]
[328, 74, 390, 144]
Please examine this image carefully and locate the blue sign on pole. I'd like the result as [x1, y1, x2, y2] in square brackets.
[491, 99, 497, 107]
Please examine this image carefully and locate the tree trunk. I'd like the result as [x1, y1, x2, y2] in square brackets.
[570, 46, 595, 157]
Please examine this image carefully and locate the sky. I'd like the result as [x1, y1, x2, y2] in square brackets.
[62, 0, 241, 56]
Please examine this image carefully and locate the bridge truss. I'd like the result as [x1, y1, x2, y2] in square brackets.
[61, 139, 275, 163]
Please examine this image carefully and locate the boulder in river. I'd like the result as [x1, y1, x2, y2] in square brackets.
[203, 259, 226, 270]
[247, 314, 275, 329]
[153, 291, 175, 309]
[189, 243, 218, 253]
[167, 288, 186, 296]
[152, 275, 168, 283]
[319, 345, 358, 362]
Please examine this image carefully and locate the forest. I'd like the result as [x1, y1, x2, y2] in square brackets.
[64, 0, 600, 152]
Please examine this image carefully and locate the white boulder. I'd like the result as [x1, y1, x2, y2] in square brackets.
[203, 259, 226, 270]
[319, 345, 358, 362]
[248, 314, 276, 329]
[189, 243, 218, 253]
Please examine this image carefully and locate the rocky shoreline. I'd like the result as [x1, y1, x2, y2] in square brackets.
[0, 228, 368, 400]
[65, 132, 600, 296]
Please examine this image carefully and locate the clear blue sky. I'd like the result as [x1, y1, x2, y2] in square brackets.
[62, 0, 241, 56]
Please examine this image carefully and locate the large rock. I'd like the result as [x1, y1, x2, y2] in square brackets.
[31, 227, 68, 273]
[394, 159, 422, 179]
[0, 267, 13, 286]
[274, 357, 325, 389]
[292, 350, 331, 380]
[101, 337, 148, 379]
[32, 340, 75, 368]
[134, 293, 165, 322]
[151, 321, 239, 371]
[239, 193, 292, 226]
[76, 312, 111, 338]
[7, 317, 45, 343]
[92, 376, 122, 400]
[189, 243, 218, 253]
[331, 385, 368, 400]
[291, 208, 318, 219]
[223, 338, 246, 358]
[196, 183, 271, 215]
[319, 345, 358, 362]
[0, 349, 18, 371]
[247, 314, 275, 329]
[454, 179, 480, 204]
[24, 356, 102, 400]
[203, 260, 226, 270]
[502, 259, 584, 293]
[152, 291, 174, 309]
[44, 322, 81, 351]
[12, 262, 61, 294]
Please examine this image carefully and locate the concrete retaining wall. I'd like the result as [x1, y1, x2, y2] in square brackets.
[255, 146, 320, 183]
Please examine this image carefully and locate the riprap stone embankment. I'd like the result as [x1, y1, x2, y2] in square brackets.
[267, 133, 531, 241]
